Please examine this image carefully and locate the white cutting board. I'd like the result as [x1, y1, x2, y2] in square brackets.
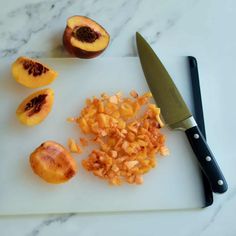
[0, 57, 205, 215]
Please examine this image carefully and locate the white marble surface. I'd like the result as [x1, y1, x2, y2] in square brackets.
[0, 0, 236, 235]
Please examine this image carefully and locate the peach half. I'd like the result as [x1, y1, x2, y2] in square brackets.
[16, 88, 54, 126]
[63, 16, 110, 58]
[12, 57, 58, 88]
[30, 141, 78, 184]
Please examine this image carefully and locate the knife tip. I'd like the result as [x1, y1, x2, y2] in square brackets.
[136, 31, 141, 38]
[136, 32, 143, 45]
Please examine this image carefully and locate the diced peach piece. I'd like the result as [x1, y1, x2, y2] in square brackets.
[130, 90, 138, 98]
[78, 117, 90, 133]
[68, 138, 82, 154]
[125, 160, 139, 169]
[80, 138, 88, 147]
[120, 102, 133, 118]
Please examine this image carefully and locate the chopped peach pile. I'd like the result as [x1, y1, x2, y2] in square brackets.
[69, 91, 168, 185]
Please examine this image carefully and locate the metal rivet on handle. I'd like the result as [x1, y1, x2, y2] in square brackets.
[218, 180, 224, 186]
[194, 134, 199, 139]
[205, 156, 212, 162]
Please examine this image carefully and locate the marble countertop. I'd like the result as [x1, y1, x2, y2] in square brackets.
[1, 0, 236, 235]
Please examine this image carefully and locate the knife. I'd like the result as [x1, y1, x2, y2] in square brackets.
[188, 56, 213, 206]
[188, 56, 206, 139]
[136, 32, 228, 193]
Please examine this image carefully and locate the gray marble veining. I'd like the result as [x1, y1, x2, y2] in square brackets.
[27, 213, 76, 236]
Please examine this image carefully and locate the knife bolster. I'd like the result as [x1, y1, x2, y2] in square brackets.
[170, 116, 197, 131]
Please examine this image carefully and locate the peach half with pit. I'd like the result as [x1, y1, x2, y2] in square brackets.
[63, 16, 110, 58]
[16, 88, 54, 126]
[12, 57, 58, 88]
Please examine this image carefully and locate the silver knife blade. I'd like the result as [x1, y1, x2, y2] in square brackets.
[136, 32, 193, 130]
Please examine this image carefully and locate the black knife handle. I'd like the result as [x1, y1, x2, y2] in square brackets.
[188, 56, 213, 206]
[188, 56, 206, 138]
[185, 125, 228, 193]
